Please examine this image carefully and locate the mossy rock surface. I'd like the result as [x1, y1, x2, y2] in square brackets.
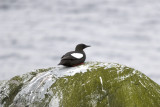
[0, 62, 160, 107]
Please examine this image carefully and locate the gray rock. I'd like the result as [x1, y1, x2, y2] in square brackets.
[0, 62, 160, 107]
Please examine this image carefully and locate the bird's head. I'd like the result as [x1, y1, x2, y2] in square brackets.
[75, 43, 91, 51]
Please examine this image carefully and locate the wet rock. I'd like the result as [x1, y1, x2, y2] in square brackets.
[0, 62, 160, 107]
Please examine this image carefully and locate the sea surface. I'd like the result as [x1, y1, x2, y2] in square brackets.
[0, 0, 160, 84]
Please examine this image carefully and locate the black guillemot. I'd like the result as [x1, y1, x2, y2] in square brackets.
[58, 44, 90, 67]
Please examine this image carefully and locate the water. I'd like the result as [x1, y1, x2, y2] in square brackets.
[0, 0, 160, 84]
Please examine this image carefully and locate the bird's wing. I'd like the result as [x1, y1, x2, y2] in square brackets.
[61, 52, 77, 60]
[61, 52, 83, 60]
[71, 53, 83, 59]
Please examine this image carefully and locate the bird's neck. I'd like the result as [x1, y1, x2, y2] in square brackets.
[75, 49, 84, 52]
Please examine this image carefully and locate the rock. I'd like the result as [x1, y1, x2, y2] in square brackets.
[0, 62, 160, 107]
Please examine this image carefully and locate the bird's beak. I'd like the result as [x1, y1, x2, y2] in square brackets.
[86, 45, 91, 48]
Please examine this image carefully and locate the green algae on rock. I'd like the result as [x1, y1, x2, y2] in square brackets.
[0, 62, 160, 107]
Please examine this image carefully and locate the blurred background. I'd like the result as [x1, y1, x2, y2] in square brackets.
[0, 0, 160, 84]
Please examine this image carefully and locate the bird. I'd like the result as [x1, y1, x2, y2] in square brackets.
[58, 43, 90, 67]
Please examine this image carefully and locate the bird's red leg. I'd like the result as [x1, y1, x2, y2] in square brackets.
[72, 63, 84, 67]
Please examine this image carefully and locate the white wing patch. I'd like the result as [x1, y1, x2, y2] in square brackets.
[71, 53, 83, 59]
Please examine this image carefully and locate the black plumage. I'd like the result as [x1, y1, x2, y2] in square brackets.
[58, 44, 90, 67]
